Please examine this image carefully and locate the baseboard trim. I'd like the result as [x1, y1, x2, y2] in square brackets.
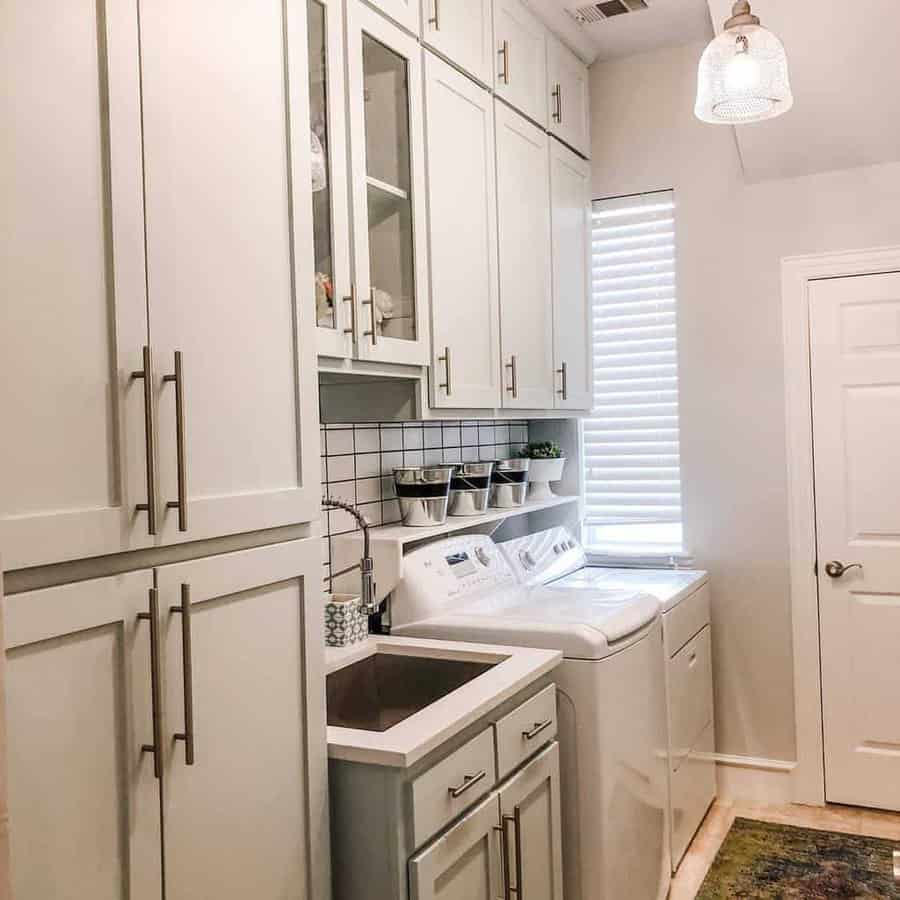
[712, 753, 798, 805]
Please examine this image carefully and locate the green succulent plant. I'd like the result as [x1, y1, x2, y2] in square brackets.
[517, 440, 563, 460]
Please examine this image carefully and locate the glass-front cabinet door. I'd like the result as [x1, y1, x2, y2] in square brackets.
[346, 0, 430, 366]
[307, 0, 353, 359]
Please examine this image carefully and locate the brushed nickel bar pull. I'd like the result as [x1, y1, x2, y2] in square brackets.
[522, 718, 553, 741]
[499, 40, 509, 83]
[362, 289, 377, 346]
[342, 284, 358, 342]
[438, 346, 451, 396]
[448, 769, 487, 798]
[163, 351, 188, 531]
[502, 810, 524, 897]
[494, 824, 512, 900]
[505, 355, 518, 399]
[552, 83, 562, 123]
[170, 583, 195, 766]
[131, 346, 158, 535]
[428, 0, 439, 29]
[556, 361, 567, 400]
[138, 588, 163, 779]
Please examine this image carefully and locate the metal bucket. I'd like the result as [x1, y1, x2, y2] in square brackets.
[393, 466, 454, 527]
[489, 458, 530, 508]
[448, 461, 494, 517]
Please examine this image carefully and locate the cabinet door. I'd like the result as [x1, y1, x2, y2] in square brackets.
[424, 53, 501, 410]
[495, 102, 555, 410]
[0, 0, 153, 569]
[139, 0, 321, 546]
[158, 539, 328, 900]
[347, 1, 431, 367]
[498, 742, 564, 900]
[369, 0, 420, 35]
[422, 0, 494, 86]
[409, 792, 502, 900]
[493, 0, 548, 128]
[3, 572, 162, 900]
[551, 139, 593, 411]
[309, 0, 355, 359]
[547, 35, 591, 158]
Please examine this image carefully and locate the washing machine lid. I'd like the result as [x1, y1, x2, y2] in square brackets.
[550, 567, 708, 613]
[392, 585, 660, 660]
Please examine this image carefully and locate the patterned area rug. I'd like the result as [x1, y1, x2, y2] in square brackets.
[696, 817, 899, 898]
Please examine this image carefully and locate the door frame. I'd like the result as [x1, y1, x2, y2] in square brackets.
[781, 244, 900, 806]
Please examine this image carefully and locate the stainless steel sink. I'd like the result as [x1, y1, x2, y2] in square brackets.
[326, 653, 497, 732]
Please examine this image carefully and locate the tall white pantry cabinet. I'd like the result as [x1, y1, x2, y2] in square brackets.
[0, 1, 327, 899]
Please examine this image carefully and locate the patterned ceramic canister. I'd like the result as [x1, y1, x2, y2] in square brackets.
[324, 594, 368, 647]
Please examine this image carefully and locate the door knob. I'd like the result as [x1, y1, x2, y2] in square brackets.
[824, 560, 862, 578]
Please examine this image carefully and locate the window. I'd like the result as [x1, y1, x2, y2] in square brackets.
[583, 190, 684, 559]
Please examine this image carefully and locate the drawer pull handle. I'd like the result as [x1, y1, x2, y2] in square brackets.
[522, 719, 553, 741]
[448, 769, 487, 798]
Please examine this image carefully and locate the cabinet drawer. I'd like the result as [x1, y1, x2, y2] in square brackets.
[494, 684, 557, 780]
[411, 728, 496, 847]
[663, 582, 711, 658]
[670, 723, 716, 869]
[667, 626, 714, 772]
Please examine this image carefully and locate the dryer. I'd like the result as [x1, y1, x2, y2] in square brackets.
[390, 533, 671, 900]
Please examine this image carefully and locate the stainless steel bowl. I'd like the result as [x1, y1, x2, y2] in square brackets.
[489, 458, 530, 508]
[393, 466, 454, 527]
[448, 461, 494, 517]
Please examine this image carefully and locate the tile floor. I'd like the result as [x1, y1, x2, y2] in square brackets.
[671, 800, 900, 899]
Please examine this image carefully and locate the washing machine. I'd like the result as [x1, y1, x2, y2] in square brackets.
[390, 533, 671, 900]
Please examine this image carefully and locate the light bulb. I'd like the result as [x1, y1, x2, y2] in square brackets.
[724, 45, 761, 94]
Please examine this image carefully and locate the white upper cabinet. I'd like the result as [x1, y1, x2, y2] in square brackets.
[368, 0, 421, 35]
[346, 1, 431, 367]
[551, 139, 593, 411]
[493, 0, 548, 128]
[309, 0, 354, 359]
[0, 0, 152, 569]
[421, 0, 494, 86]
[495, 102, 555, 410]
[424, 53, 501, 410]
[547, 34, 591, 158]
[139, 0, 321, 544]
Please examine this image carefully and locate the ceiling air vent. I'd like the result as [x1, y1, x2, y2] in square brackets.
[568, 0, 649, 25]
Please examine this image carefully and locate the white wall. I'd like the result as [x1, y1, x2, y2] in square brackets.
[590, 41, 900, 761]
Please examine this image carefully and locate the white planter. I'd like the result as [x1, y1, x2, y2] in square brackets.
[525, 457, 566, 500]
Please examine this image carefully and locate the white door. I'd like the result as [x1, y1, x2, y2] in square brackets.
[3, 572, 162, 900]
[369, 0, 420, 35]
[498, 743, 564, 900]
[547, 35, 590, 159]
[409, 792, 502, 900]
[158, 539, 328, 900]
[550, 139, 592, 411]
[346, 0, 431, 367]
[309, 0, 355, 359]
[0, 0, 153, 569]
[139, 0, 321, 547]
[421, 0, 494, 86]
[810, 271, 900, 811]
[493, 0, 548, 128]
[424, 53, 501, 410]
[495, 102, 555, 410]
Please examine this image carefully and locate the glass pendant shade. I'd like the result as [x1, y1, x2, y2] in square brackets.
[695, 2, 793, 124]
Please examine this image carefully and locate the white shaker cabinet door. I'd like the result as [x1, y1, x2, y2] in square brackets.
[421, 0, 494, 86]
[493, 0, 548, 128]
[550, 139, 593, 411]
[369, 0, 421, 35]
[495, 102, 555, 410]
[424, 53, 501, 410]
[139, 0, 321, 546]
[159, 539, 328, 900]
[547, 34, 591, 158]
[0, 0, 153, 569]
[409, 792, 502, 900]
[498, 743, 564, 900]
[4, 571, 162, 900]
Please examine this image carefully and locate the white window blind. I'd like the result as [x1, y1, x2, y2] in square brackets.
[583, 189, 684, 558]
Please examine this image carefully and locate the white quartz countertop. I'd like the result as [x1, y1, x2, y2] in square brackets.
[325, 636, 562, 768]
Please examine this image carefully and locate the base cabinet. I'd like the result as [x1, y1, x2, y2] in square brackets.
[2, 539, 328, 900]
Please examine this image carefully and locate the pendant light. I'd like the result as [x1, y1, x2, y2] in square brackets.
[695, 0, 793, 124]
